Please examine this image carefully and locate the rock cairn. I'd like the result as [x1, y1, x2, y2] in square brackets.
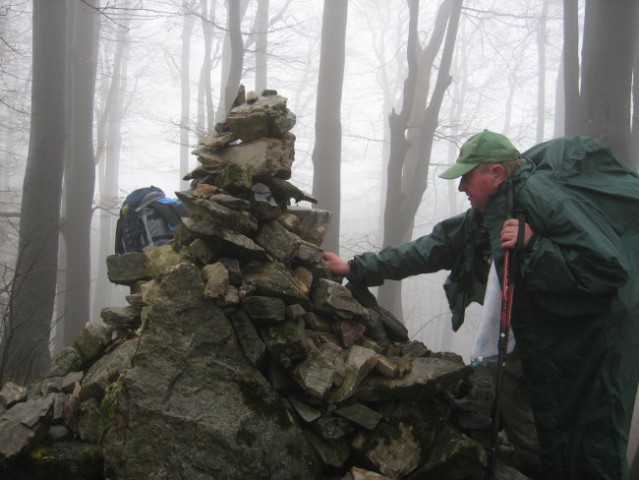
[0, 90, 530, 480]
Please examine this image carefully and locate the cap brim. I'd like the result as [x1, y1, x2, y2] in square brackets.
[438, 162, 478, 180]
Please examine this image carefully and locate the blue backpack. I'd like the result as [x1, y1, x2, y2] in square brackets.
[114, 186, 189, 253]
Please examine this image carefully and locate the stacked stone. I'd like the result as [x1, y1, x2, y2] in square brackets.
[0, 90, 529, 480]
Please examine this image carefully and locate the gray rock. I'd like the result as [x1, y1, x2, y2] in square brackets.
[77, 398, 101, 443]
[106, 252, 150, 285]
[288, 396, 322, 423]
[41, 371, 83, 396]
[312, 278, 369, 320]
[352, 422, 421, 479]
[355, 357, 473, 402]
[0, 382, 27, 408]
[329, 345, 379, 403]
[292, 342, 342, 399]
[102, 296, 320, 480]
[335, 402, 383, 431]
[194, 134, 295, 180]
[100, 305, 141, 331]
[287, 206, 332, 247]
[73, 321, 110, 363]
[255, 219, 301, 262]
[221, 91, 295, 141]
[406, 425, 485, 480]
[177, 190, 258, 235]
[259, 320, 309, 369]
[242, 295, 286, 323]
[0, 396, 55, 460]
[143, 244, 182, 280]
[312, 414, 353, 440]
[182, 217, 268, 261]
[202, 262, 230, 299]
[157, 261, 204, 312]
[229, 310, 267, 367]
[80, 339, 137, 401]
[45, 346, 84, 378]
[244, 261, 310, 308]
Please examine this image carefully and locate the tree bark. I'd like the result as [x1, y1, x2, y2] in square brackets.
[379, 0, 462, 318]
[562, 0, 581, 135]
[580, 0, 639, 164]
[217, 0, 247, 120]
[93, 8, 131, 321]
[180, 7, 194, 189]
[311, 0, 349, 254]
[2, 0, 68, 384]
[536, 0, 548, 143]
[254, 0, 269, 92]
[197, 0, 216, 135]
[58, 0, 99, 351]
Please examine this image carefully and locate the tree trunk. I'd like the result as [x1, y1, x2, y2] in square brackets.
[197, 0, 216, 135]
[580, 0, 639, 164]
[93, 9, 131, 321]
[2, 0, 68, 384]
[311, 0, 349, 254]
[631, 37, 639, 170]
[59, 0, 99, 350]
[254, 0, 269, 92]
[563, 0, 581, 135]
[379, 0, 462, 319]
[217, 0, 248, 121]
[180, 8, 194, 189]
[536, 0, 548, 143]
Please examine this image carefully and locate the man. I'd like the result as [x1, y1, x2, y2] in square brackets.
[323, 130, 639, 480]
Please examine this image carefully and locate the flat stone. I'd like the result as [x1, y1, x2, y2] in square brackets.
[242, 295, 286, 323]
[100, 306, 141, 330]
[202, 262, 230, 299]
[329, 345, 379, 403]
[334, 402, 383, 431]
[288, 396, 322, 423]
[287, 207, 331, 247]
[352, 422, 421, 479]
[46, 346, 84, 378]
[106, 253, 150, 285]
[229, 310, 267, 367]
[355, 357, 473, 402]
[292, 342, 343, 399]
[0, 382, 27, 408]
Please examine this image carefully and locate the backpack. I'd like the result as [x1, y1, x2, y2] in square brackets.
[521, 135, 639, 227]
[114, 186, 189, 253]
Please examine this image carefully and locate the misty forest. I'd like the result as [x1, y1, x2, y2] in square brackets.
[1, 0, 639, 476]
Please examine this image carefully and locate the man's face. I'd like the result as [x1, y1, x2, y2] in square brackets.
[458, 164, 502, 212]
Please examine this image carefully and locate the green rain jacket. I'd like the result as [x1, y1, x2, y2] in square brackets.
[349, 136, 639, 480]
[348, 207, 491, 332]
[485, 137, 639, 480]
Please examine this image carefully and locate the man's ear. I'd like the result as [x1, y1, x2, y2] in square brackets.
[491, 164, 508, 183]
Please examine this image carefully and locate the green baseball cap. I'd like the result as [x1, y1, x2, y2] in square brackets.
[439, 130, 520, 179]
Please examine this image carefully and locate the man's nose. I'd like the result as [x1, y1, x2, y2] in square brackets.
[458, 178, 466, 192]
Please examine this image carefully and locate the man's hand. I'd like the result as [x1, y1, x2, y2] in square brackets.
[500, 218, 535, 250]
[322, 252, 351, 276]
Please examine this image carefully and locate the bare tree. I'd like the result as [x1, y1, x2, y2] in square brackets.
[180, 1, 195, 188]
[216, 0, 249, 121]
[93, 5, 132, 320]
[58, 0, 100, 350]
[197, 0, 217, 135]
[564, 0, 639, 166]
[311, 0, 348, 254]
[3, 0, 69, 383]
[253, 0, 269, 92]
[378, 0, 463, 319]
[535, 0, 549, 143]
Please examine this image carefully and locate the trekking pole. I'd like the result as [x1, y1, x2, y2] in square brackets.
[484, 195, 524, 480]
[484, 248, 515, 480]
